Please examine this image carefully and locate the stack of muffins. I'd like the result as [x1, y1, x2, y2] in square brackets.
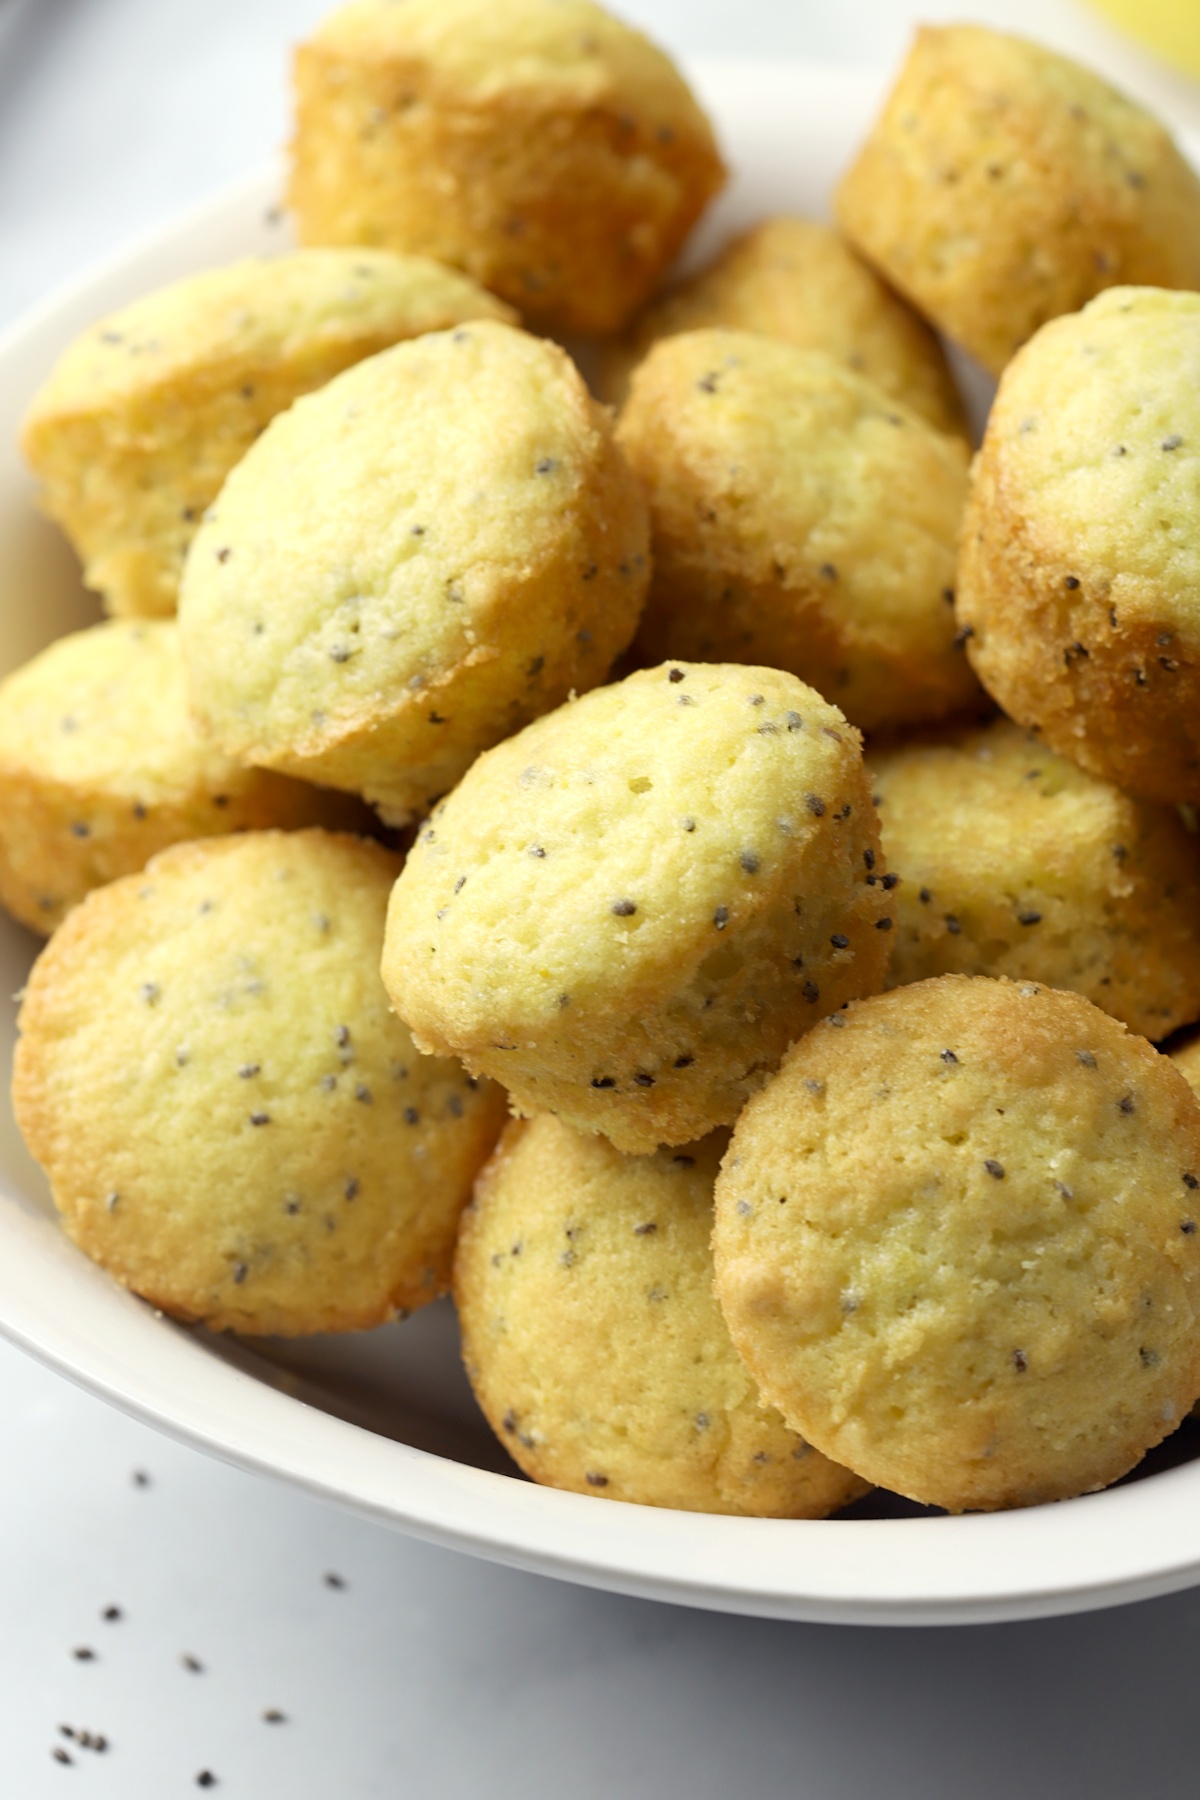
[10, 0, 1200, 1517]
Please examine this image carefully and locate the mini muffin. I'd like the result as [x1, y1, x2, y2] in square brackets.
[836, 25, 1200, 376]
[958, 288, 1200, 803]
[21, 249, 515, 618]
[616, 330, 977, 732]
[869, 716, 1200, 1041]
[713, 976, 1200, 1512]
[456, 1116, 868, 1516]
[383, 662, 892, 1153]
[1171, 1034, 1200, 1103]
[288, 0, 725, 335]
[0, 620, 363, 936]
[599, 216, 965, 434]
[179, 320, 649, 825]
[12, 831, 506, 1335]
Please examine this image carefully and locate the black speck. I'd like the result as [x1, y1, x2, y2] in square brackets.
[713, 905, 729, 930]
[1065, 575, 1080, 590]
[633, 1072, 655, 1087]
[634, 1222, 657, 1235]
[802, 980, 820, 1003]
[806, 794, 826, 817]
[876, 917, 893, 931]
[263, 1709, 287, 1724]
[674, 1055, 693, 1069]
[232, 1263, 248, 1285]
[1141, 1347, 1160, 1367]
[611, 898, 637, 917]
[132, 1470, 151, 1488]
[681, 817, 696, 832]
[953, 625, 974, 648]
[740, 851, 759, 874]
[831, 933, 850, 949]
[1183, 1220, 1197, 1234]
[249, 1111, 270, 1127]
[355, 1084, 373, 1104]
[72, 1647, 96, 1662]
[1076, 1050, 1097, 1068]
[216, 548, 230, 564]
[238, 1063, 260, 1080]
[786, 711, 804, 732]
[1162, 435, 1184, 452]
[429, 712, 447, 725]
[404, 1105, 420, 1125]
[182, 1653, 204, 1674]
[102, 1605, 122, 1622]
[69, 820, 90, 840]
[591, 1076, 616, 1089]
[1012, 1350, 1028, 1373]
[696, 373, 719, 394]
[196, 1774, 218, 1790]
[1118, 1094, 1136, 1114]
[880, 872, 900, 890]
[1184, 1172, 1199, 1190]
[585, 1472, 609, 1487]
[324, 1572, 347, 1590]
[941, 1049, 958, 1064]
[945, 914, 961, 934]
[919, 886, 932, 904]
[984, 1159, 1005, 1180]
[819, 562, 838, 581]
[140, 982, 160, 1006]
[53, 1747, 73, 1765]
[668, 668, 685, 683]
[1017, 909, 1042, 926]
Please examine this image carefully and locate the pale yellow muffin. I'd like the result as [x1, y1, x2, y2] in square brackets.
[836, 25, 1200, 376]
[599, 216, 965, 435]
[1171, 1034, 1200, 1102]
[958, 288, 1200, 803]
[12, 831, 506, 1335]
[288, 0, 725, 335]
[869, 716, 1200, 1040]
[383, 662, 892, 1153]
[21, 249, 515, 618]
[713, 976, 1200, 1512]
[179, 320, 649, 825]
[616, 330, 978, 732]
[456, 1116, 869, 1515]
[0, 620, 361, 936]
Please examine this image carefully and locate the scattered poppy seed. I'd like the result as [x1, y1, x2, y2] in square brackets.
[355, 1084, 373, 1104]
[249, 1112, 270, 1127]
[1064, 575, 1080, 590]
[591, 1076, 616, 1089]
[953, 625, 974, 648]
[1077, 1050, 1097, 1068]
[802, 980, 820, 1003]
[674, 1055, 693, 1069]
[984, 1159, 1005, 1180]
[747, 694, 765, 707]
[736, 1199, 752, 1216]
[1141, 1347, 1161, 1367]
[323, 1572, 347, 1590]
[1118, 1094, 1136, 1114]
[132, 1470, 151, 1488]
[681, 817, 696, 832]
[72, 1648, 96, 1661]
[69, 821, 90, 839]
[52, 1748, 73, 1765]
[880, 872, 900, 890]
[713, 906, 729, 929]
[335, 1025, 351, 1047]
[344, 1178, 360, 1200]
[102, 1606, 122, 1622]
[1183, 1220, 1197, 1234]
[741, 851, 760, 874]
[1055, 1181, 1074, 1200]
[611, 899, 636, 916]
[876, 917, 893, 930]
[941, 1049, 958, 1065]
[216, 548, 230, 563]
[634, 1222, 657, 1235]
[1017, 909, 1042, 926]
[945, 915, 961, 934]
[830, 933, 849, 949]
[673, 1154, 695, 1167]
[919, 887, 932, 903]
[140, 983, 160, 1006]
[404, 1106, 420, 1125]
[106, 1192, 119, 1212]
[454, 875, 466, 894]
[585, 1472, 609, 1487]
[232, 1263, 248, 1285]
[820, 562, 838, 580]
[1184, 1173, 1199, 1189]
[696, 372, 719, 393]
[238, 1064, 260, 1079]
[1162, 435, 1184, 452]
[196, 1774, 217, 1789]
[182, 1654, 204, 1673]
[668, 668, 685, 683]
[1012, 1350, 1028, 1373]
[864, 849, 876, 872]
[263, 1710, 287, 1724]
[806, 794, 826, 817]
[429, 712, 446, 725]
[633, 1073, 655, 1087]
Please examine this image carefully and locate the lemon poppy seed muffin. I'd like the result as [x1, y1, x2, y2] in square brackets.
[713, 976, 1200, 1512]
[958, 288, 1200, 803]
[383, 662, 892, 1153]
[12, 831, 506, 1336]
[616, 330, 978, 732]
[21, 249, 515, 618]
[0, 620, 361, 936]
[869, 716, 1200, 1040]
[456, 1116, 869, 1516]
[288, 0, 726, 335]
[179, 320, 649, 825]
[599, 216, 965, 435]
[836, 26, 1200, 376]
[1171, 1034, 1200, 1108]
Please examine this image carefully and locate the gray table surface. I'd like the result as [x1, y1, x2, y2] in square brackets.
[4, 2, 1200, 1794]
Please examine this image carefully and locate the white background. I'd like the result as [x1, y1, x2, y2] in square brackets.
[5, 1, 1200, 1794]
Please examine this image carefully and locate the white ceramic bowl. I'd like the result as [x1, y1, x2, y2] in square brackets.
[4, 61, 1200, 1627]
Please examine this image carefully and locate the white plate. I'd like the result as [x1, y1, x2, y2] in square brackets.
[4, 60, 1200, 1628]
